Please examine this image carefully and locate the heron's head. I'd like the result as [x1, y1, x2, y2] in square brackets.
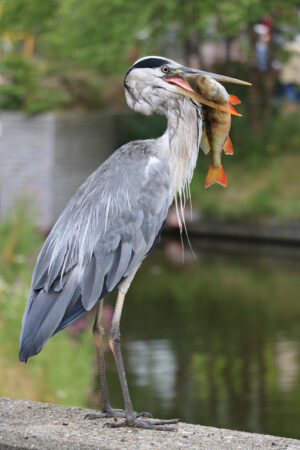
[124, 56, 249, 116]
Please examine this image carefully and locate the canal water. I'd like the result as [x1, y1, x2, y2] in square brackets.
[0, 236, 300, 439]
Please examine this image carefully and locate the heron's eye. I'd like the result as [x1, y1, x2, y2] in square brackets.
[161, 65, 170, 74]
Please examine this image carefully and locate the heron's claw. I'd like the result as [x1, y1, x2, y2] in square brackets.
[137, 411, 152, 418]
[103, 417, 180, 431]
[84, 409, 152, 420]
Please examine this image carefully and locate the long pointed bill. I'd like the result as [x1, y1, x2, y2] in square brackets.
[166, 76, 241, 116]
[180, 67, 251, 86]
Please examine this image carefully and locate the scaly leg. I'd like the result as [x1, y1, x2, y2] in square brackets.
[105, 273, 180, 431]
[85, 300, 116, 419]
[85, 294, 151, 420]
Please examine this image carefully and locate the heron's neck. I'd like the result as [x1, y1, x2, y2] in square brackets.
[157, 97, 202, 199]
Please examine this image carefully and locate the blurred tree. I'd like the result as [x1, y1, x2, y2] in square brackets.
[0, 0, 297, 71]
[215, 0, 299, 132]
[0, 0, 299, 119]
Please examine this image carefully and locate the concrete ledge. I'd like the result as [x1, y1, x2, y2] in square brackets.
[1, 398, 300, 449]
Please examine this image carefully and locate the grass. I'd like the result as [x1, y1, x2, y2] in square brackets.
[191, 152, 300, 222]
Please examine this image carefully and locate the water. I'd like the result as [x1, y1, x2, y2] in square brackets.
[0, 237, 300, 439]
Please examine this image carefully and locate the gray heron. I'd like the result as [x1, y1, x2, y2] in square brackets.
[19, 56, 249, 430]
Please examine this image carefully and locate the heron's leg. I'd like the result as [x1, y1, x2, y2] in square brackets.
[84, 300, 114, 419]
[93, 300, 111, 412]
[108, 282, 135, 419]
[105, 274, 180, 431]
[85, 288, 151, 420]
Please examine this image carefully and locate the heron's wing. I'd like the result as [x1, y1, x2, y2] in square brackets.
[19, 144, 171, 361]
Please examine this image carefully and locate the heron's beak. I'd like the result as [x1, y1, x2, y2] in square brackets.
[164, 66, 250, 115]
[174, 66, 251, 85]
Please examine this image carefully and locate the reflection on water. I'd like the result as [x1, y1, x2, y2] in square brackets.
[275, 338, 299, 392]
[127, 339, 177, 407]
[0, 236, 300, 439]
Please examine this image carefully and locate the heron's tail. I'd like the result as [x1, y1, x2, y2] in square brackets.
[19, 269, 84, 362]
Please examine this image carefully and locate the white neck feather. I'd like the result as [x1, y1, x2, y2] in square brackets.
[156, 96, 202, 201]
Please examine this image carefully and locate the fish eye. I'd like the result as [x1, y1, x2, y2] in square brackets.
[161, 65, 170, 74]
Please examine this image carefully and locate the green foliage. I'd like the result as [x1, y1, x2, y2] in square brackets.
[0, 0, 299, 112]
[1, 0, 299, 74]
[0, 53, 71, 113]
[216, 0, 299, 37]
[228, 183, 278, 219]
[0, 53, 35, 110]
[0, 53, 105, 113]
[0, 0, 56, 34]
[265, 110, 300, 156]
[230, 108, 300, 165]
[0, 201, 42, 282]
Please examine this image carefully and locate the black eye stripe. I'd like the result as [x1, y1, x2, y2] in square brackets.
[129, 57, 169, 71]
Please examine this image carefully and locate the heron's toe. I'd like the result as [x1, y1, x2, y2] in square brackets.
[84, 409, 152, 420]
[103, 416, 180, 431]
[84, 409, 125, 420]
[136, 411, 152, 418]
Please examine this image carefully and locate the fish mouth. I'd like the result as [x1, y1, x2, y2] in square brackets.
[164, 68, 249, 115]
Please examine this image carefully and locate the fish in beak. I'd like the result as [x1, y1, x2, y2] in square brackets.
[196, 74, 243, 188]
[164, 66, 250, 115]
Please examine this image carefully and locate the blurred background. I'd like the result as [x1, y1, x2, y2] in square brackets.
[0, 0, 300, 440]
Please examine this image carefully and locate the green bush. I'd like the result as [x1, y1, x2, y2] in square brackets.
[0, 53, 35, 110]
[0, 53, 71, 113]
[0, 202, 42, 282]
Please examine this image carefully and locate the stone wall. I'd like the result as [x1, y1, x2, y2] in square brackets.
[0, 110, 118, 229]
[1, 397, 299, 449]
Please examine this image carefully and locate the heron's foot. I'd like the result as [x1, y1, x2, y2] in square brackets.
[104, 416, 180, 431]
[84, 408, 152, 420]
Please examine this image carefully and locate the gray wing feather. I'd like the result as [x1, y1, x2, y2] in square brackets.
[106, 241, 133, 292]
[20, 141, 171, 360]
[44, 245, 68, 292]
[53, 272, 69, 292]
[81, 251, 113, 311]
[19, 268, 79, 360]
[34, 270, 79, 343]
[80, 254, 97, 309]
[131, 229, 147, 253]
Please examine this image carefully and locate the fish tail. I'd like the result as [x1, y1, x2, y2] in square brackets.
[205, 164, 227, 188]
[229, 94, 241, 105]
[223, 136, 234, 155]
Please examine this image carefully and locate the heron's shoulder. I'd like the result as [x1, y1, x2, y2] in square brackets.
[99, 139, 169, 177]
[118, 138, 158, 159]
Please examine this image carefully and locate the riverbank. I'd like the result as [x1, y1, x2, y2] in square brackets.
[1, 397, 300, 449]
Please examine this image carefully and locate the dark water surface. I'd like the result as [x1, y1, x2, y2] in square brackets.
[1, 237, 300, 439]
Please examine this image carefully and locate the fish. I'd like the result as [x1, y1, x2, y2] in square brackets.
[196, 75, 241, 188]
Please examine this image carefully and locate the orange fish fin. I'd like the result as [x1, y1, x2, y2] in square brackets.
[229, 94, 241, 105]
[227, 102, 241, 116]
[205, 165, 227, 188]
[223, 136, 234, 155]
[200, 129, 211, 155]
